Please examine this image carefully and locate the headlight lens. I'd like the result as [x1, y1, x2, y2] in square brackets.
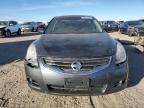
[26, 44, 38, 67]
[116, 42, 126, 64]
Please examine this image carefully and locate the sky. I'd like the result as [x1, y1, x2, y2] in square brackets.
[0, 0, 144, 23]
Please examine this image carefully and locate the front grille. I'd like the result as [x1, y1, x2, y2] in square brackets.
[42, 57, 111, 72]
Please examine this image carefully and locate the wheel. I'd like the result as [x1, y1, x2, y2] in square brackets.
[35, 27, 38, 32]
[5, 30, 11, 37]
[17, 29, 21, 35]
[127, 31, 132, 36]
[31, 27, 34, 32]
[128, 33, 132, 36]
[0, 31, 4, 37]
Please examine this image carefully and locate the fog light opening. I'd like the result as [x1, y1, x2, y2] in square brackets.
[27, 78, 32, 84]
[122, 79, 126, 84]
[118, 80, 122, 86]
[101, 84, 107, 93]
[27, 78, 40, 87]
[113, 80, 123, 88]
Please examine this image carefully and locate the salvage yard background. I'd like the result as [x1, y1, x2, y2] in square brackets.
[0, 32, 144, 108]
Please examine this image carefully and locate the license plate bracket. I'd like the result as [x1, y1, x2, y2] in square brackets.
[64, 78, 89, 89]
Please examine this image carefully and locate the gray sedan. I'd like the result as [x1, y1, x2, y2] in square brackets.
[24, 15, 129, 95]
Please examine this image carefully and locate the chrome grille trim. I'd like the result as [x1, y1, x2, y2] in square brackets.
[42, 57, 111, 72]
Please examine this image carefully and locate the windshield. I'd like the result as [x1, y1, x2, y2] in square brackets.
[140, 20, 144, 24]
[108, 21, 117, 25]
[128, 21, 142, 26]
[0, 21, 8, 26]
[45, 18, 103, 34]
[22, 22, 32, 25]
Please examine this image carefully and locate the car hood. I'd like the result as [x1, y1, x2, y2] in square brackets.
[35, 33, 117, 58]
[0, 25, 6, 29]
[22, 25, 31, 28]
[135, 25, 144, 29]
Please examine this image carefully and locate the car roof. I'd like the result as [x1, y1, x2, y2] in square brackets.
[0, 21, 8, 22]
[101, 20, 115, 22]
[126, 20, 139, 23]
[54, 15, 95, 20]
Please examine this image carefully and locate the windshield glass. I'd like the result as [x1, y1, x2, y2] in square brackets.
[128, 21, 142, 26]
[108, 21, 117, 25]
[45, 18, 103, 34]
[0, 21, 8, 26]
[22, 22, 31, 25]
[140, 20, 144, 24]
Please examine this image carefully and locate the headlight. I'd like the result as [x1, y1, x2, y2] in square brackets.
[108, 24, 111, 27]
[26, 44, 38, 67]
[116, 42, 126, 64]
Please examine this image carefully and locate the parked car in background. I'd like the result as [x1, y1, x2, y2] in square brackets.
[102, 21, 119, 32]
[37, 22, 46, 30]
[117, 21, 124, 28]
[119, 20, 143, 36]
[0, 21, 21, 37]
[99, 21, 105, 26]
[21, 22, 38, 32]
[134, 20, 144, 36]
[25, 15, 129, 95]
[117, 21, 124, 25]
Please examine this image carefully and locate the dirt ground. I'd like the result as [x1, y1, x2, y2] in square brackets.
[0, 32, 144, 108]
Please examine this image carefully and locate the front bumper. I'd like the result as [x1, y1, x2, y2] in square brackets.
[111, 27, 119, 31]
[106, 27, 119, 32]
[22, 27, 32, 32]
[0, 29, 5, 36]
[24, 57, 129, 95]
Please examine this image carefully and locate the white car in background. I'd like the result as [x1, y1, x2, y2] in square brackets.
[0, 21, 21, 37]
[21, 22, 38, 32]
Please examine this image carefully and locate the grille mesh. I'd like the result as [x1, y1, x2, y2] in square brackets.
[42, 57, 111, 72]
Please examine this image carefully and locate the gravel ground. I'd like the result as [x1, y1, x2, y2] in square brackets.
[0, 32, 144, 108]
[0, 32, 40, 43]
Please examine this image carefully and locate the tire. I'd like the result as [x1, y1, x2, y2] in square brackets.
[127, 31, 132, 36]
[128, 33, 131, 36]
[31, 27, 34, 32]
[5, 30, 11, 37]
[35, 27, 38, 32]
[17, 29, 21, 35]
[0, 31, 4, 38]
[129, 33, 133, 36]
